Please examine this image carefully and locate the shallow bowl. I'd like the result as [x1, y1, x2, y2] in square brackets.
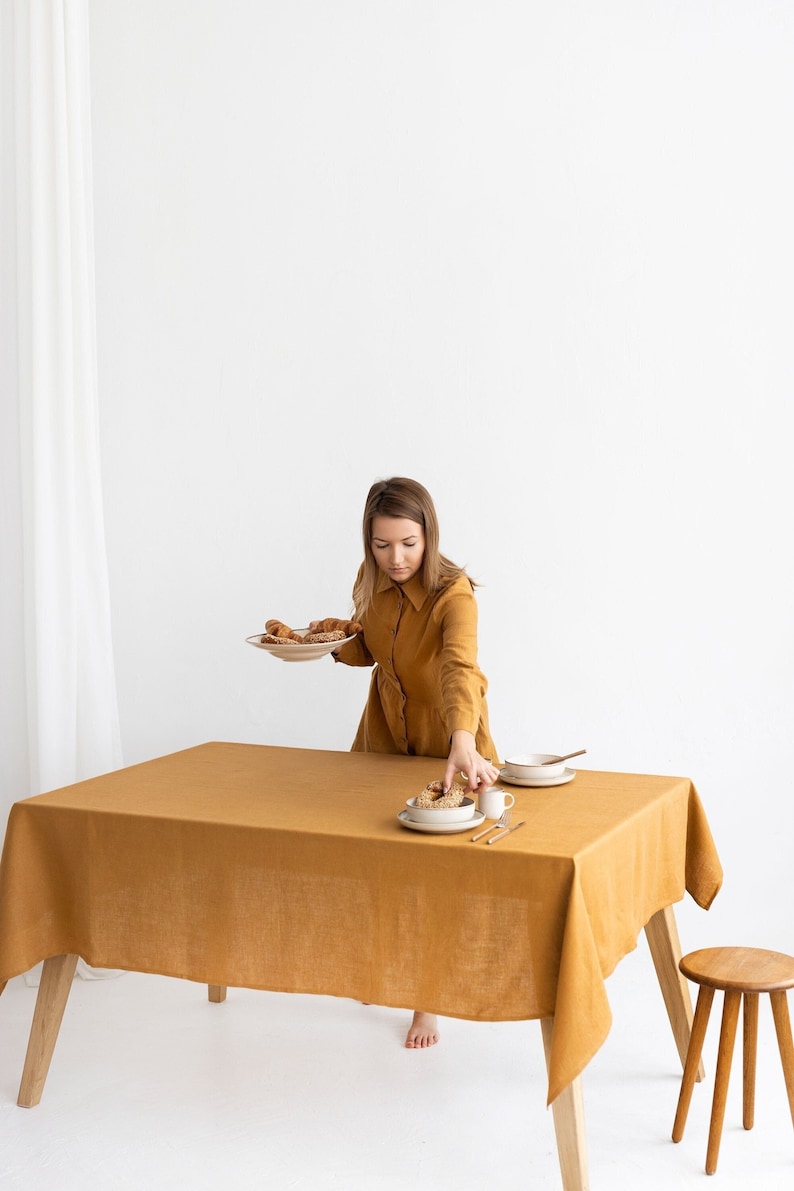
[405, 796, 477, 824]
[503, 753, 567, 780]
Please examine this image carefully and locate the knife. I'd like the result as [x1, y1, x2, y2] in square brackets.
[486, 820, 526, 845]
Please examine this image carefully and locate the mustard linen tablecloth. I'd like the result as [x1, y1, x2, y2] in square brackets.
[0, 743, 722, 1103]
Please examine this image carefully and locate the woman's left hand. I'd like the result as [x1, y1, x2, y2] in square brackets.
[444, 731, 500, 794]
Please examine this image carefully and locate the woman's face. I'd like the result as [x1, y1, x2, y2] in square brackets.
[370, 516, 426, 584]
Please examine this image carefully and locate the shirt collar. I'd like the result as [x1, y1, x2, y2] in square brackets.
[374, 569, 429, 611]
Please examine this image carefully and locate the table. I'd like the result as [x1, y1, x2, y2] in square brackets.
[0, 743, 722, 1189]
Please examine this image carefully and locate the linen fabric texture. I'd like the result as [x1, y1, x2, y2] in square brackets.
[0, 743, 723, 1104]
[334, 569, 498, 762]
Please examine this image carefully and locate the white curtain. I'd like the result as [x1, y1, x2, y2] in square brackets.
[1, 1, 123, 980]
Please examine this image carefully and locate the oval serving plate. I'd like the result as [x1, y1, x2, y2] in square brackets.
[246, 631, 356, 662]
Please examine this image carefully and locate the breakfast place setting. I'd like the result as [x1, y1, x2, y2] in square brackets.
[397, 749, 587, 842]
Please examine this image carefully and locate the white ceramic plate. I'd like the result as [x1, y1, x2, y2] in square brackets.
[397, 809, 486, 834]
[499, 767, 576, 788]
[246, 631, 356, 662]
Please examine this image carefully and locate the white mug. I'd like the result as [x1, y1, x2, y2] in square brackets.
[478, 786, 516, 820]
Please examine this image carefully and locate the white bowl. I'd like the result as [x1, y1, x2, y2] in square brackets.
[405, 796, 477, 824]
[503, 753, 567, 780]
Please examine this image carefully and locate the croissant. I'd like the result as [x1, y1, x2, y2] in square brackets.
[308, 617, 363, 636]
[264, 619, 304, 642]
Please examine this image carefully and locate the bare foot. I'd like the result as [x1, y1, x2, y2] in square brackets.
[405, 1011, 439, 1048]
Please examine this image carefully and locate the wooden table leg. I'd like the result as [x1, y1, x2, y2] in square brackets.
[208, 984, 227, 1002]
[644, 905, 704, 1080]
[18, 953, 78, 1107]
[541, 1017, 589, 1191]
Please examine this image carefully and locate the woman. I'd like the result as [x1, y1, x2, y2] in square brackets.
[320, 476, 500, 1049]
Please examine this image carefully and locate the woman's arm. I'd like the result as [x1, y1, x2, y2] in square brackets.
[436, 583, 499, 793]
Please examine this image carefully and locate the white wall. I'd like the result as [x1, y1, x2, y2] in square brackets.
[85, 2, 793, 948]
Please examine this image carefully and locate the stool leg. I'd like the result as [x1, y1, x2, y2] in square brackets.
[769, 990, 794, 1128]
[742, 992, 758, 1130]
[673, 984, 715, 1143]
[706, 989, 741, 1175]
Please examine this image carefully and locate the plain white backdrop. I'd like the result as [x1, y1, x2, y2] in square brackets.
[2, 6, 793, 1188]
[2, 2, 793, 949]
[81, 1, 794, 955]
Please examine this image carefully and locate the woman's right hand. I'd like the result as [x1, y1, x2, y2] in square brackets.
[444, 731, 500, 795]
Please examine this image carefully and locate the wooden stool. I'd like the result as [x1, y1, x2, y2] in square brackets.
[672, 946, 794, 1174]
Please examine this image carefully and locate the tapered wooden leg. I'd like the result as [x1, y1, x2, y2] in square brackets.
[644, 905, 704, 1080]
[769, 990, 794, 1127]
[208, 985, 227, 1002]
[673, 984, 714, 1142]
[541, 1017, 589, 1191]
[742, 992, 758, 1130]
[706, 989, 741, 1175]
[18, 954, 78, 1107]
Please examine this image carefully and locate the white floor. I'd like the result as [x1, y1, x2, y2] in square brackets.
[1, 945, 792, 1190]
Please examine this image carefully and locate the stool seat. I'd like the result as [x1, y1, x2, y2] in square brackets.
[679, 947, 794, 994]
[673, 946, 794, 1175]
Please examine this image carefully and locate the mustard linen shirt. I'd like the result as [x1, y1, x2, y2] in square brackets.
[334, 569, 499, 762]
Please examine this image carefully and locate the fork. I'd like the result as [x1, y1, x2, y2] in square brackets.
[471, 808, 512, 843]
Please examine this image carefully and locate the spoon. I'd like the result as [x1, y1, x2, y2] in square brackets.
[542, 749, 587, 766]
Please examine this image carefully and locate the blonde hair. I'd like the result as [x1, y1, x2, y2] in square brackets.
[352, 477, 474, 617]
